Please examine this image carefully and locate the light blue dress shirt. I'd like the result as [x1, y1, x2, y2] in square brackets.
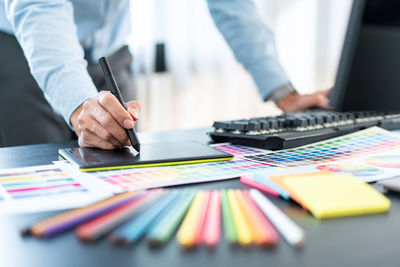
[1, 0, 289, 127]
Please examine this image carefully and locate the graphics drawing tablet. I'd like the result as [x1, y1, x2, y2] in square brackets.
[59, 141, 233, 172]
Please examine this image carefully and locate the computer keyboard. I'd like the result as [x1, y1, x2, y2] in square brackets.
[209, 110, 400, 150]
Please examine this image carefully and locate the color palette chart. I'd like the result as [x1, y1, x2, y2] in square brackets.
[0, 164, 113, 214]
[86, 127, 400, 191]
[88, 144, 277, 192]
[243, 127, 400, 182]
[24, 188, 305, 249]
[244, 127, 400, 168]
[364, 156, 400, 168]
[210, 143, 270, 157]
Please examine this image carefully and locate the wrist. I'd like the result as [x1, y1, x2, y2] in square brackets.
[277, 92, 298, 111]
[269, 83, 298, 105]
[70, 104, 83, 133]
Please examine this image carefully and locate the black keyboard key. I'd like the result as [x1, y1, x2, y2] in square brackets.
[227, 121, 248, 131]
[257, 120, 270, 130]
[213, 121, 230, 130]
[246, 122, 261, 132]
[293, 118, 307, 128]
[269, 119, 279, 129]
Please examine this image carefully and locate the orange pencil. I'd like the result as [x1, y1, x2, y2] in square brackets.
[76, 189, 163, 242]
[193, 191, 212, 246]
[202, 190, 221, 247]
[235, 190, 279, 247]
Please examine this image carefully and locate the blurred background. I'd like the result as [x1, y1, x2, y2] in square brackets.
[127, 0, 353, 132]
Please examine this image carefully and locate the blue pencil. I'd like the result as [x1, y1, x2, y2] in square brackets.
[109, 190, 179, 245]
[147, 190, 196, 246]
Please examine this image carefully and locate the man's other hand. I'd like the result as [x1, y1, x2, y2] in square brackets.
[277, 89, 330, 113]
[70, 91, 140, 149]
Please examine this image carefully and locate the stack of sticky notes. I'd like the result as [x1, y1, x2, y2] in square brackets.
[23, 188, 305, 249]
[244, 171, 390, 219]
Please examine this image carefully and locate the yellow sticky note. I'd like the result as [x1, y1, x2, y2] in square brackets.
[282, 173, 391, 219]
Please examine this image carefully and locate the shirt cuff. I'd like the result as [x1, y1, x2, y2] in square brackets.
[245, 57, 291, 102]
[268, 83, 298, 105]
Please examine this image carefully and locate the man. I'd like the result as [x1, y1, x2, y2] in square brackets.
[0, 0, 329, 149]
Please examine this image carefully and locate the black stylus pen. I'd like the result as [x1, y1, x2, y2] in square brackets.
[99, 57, 141, 152]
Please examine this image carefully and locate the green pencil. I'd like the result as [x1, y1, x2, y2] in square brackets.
[147, 190, 196, 246]
[221, 190, 237, 244]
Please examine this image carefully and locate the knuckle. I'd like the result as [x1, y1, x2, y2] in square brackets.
[82, 101, 92, 111]
[104, 132, 113, 141]
[101, 93, 114, 106]
[89, 123, 97, 134]
[102, 113, 113, 126]
[77, 114, 85, 125]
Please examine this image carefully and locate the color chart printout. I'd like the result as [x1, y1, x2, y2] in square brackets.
[210, 143, 271, 157]
[88, 158, 280, 191]
[85, 143, 276, 192]
[0, 164, 113, 214]
[244, 127, 400, 182]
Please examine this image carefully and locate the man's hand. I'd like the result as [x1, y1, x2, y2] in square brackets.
[70, 91, 140, 149]
[277, 89, 331, 113]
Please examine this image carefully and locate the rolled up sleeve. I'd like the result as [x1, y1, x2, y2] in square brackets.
[5, 0, 98, 126]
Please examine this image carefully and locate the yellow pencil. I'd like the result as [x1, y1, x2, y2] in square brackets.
[176, 191, 205, 248]
[227, 190, 252, 246]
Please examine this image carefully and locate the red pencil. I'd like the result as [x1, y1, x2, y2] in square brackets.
[202, 190, 221, 247]
[192, 191, 212, 247]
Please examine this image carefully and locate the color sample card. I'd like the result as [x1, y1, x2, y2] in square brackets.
[316, 164, 384, 177]
[210, 143, 270, 157]
[0, 164, 113, 214]
[274, 172, 391, 219]
[86, 127, 400, 192]
[244, 127, 400, 182]
[364, 155, 400, 168]
[89, 158, 278, 191]
[244, 127, 400, 168]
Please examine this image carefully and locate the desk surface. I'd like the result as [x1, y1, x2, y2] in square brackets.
[1, 128, 400, 267]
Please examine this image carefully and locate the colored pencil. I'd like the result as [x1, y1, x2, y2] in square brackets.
[109, 191, 178, 245]
[240, 174, 280, 198]
[249, 189, 306, 247]
[147, 190, 196, 246]
[202, 190, 221, 247]
[76, 189, 163, 242]
[193, 191, 212, 246]
[227, 189, 252, 246]
[28, 191, 142, 238]
[176, 191, 205, 248]
[239, 190, 279, 246]
[220, 190, 237, 244]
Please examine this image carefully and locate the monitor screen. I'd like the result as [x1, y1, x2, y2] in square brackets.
[329, 0, 400, 112]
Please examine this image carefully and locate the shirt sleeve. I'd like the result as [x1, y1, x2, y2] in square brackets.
[4, 0, 98, 127]
[206, 0, 290, 101]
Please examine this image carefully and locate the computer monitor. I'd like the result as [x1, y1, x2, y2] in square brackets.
[329, 0, 400, 112]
